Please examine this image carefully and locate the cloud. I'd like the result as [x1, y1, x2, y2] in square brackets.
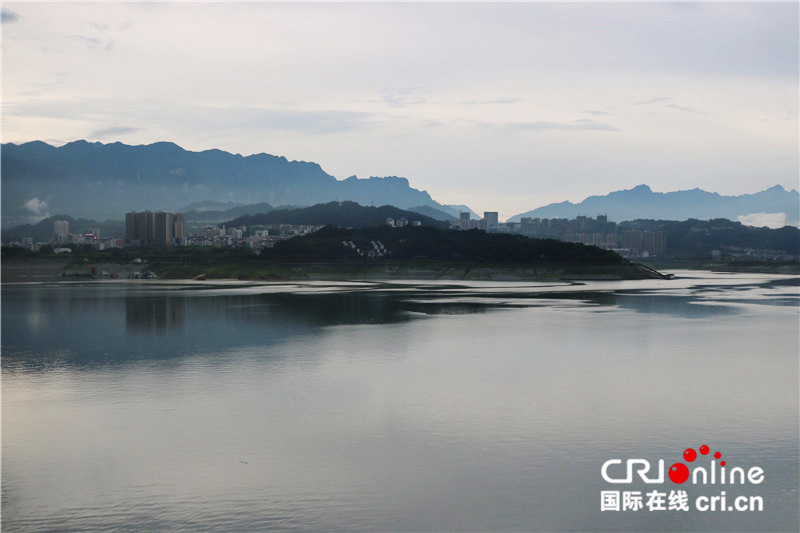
[464, 97, 523, 105]
[1, 8, 19, 24]
[24, 197, 48, 215]
[73, 35, 102, 48]
[758, 112, 795, 122]
[238, 108, 377, 134]
[583, 110, 610, 116]
[667, 104, 704, 114]
[635, 97, 672, 105]
[378, 89, 426, 108]
[10, 97, 378, 136]
[72, 34, 113, 51]
[505, 119, 619, 132]
[89, 126, 142, 138]
[737, 212, 787, 229]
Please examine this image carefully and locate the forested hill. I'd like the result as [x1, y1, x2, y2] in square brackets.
[264, 225, 625, 265]
[224, 201, 448, 229]
[619, 218, 800, 256]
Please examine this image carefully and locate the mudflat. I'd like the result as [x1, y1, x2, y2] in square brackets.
[1, 258, 70, 282]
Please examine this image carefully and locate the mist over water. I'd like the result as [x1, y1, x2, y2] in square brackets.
[2, 272, 798, 531]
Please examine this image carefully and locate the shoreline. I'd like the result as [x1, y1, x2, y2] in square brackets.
[4, 256, 798, 284]
[4, 257, 667, 283]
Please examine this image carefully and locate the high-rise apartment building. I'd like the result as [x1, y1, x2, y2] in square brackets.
[459, 212, 471, 229]
[125, 211, 185, 246]
[53, 220, 70, 243]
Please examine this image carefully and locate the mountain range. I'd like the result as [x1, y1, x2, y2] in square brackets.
[2, 140, 796, 229]
[0, 140, 469, 227]
[509, 184, 799, 226]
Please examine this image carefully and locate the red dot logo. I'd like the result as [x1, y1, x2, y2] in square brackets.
[721, 461, 726, 467]
[714, 451, 721, 459]
[699, 444, 710, 455]
[683, 448, 697, 462]
[668, 463, 690, 484]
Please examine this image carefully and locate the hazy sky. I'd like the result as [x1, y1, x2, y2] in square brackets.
[2, 2, 798, 219]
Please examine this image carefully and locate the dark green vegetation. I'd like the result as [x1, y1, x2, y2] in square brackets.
[224, 201, 448, 230]
[3, 225, 656, 281]
[620, 218, 800, 258]
[267, 225, 623, 264]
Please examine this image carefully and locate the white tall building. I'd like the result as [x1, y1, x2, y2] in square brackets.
[53, 220, 70, 243]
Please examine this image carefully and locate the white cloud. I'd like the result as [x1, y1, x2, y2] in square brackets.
[503, 120, 619, 133]
[24, 197, 48, 214]
[464, 97, 523, 106]
[737, 212, 788, 229]
[635, 97, 672, 105]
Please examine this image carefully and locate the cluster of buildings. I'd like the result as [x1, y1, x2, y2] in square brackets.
[184, 223, 322, 249]
[32, 219, 123, 252]
[125, 211, 186, 247]
[342, 239, 390, 258]
[385, 217, 422, 228]
[456, 211, 499, 231]
[452, 212, 667, 258]
[7, 208, 665, 260]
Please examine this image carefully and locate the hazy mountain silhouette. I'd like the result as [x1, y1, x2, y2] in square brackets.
[408, 205, 457, 221]
[509, 184, 800, 225]
[0, 214, 124, 243]
[1, 140, 455, 226]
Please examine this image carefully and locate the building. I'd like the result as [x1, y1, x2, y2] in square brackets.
[173, 214, 185, 245]
[125, 211, 186, 247]
[459, 212, 471, 229]
[125, 211, 154, 245]
[621, 230, 667, 258]
[154, 212, 174, 246]
[53, 220, 70, 243]
[483, 211, 499, 228]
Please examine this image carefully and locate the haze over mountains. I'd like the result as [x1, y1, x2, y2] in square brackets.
[2, 140, 796, 229]
[510, 184, 799, 227]
[1, 140, 467, 227]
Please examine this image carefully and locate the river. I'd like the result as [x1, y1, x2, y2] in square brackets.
[2, 271, 798, 531]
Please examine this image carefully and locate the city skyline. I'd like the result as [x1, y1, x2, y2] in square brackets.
[2, 2, 798, 220]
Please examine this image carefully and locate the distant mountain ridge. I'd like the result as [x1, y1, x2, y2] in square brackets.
[509, 184, 800, 226]
[0, 140, 461, 227]
[0, 214, 124, 243]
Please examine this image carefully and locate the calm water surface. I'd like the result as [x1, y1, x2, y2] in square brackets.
[2, 271, 798, 531]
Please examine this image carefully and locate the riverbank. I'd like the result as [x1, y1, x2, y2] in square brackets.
[1, 258, 72, 282]
[646, 259, 800, 275]
[2, 257, 668, 282]
[8, 256, 798, 283]
[158, 261, 667, 281]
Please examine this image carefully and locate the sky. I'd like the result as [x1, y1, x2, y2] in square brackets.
[2, 1, 798, 220]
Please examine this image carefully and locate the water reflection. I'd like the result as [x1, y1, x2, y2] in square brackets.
[126, 297, 185, 334]
[2, 273, 798, 532]
[2, 274, 797, 371]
